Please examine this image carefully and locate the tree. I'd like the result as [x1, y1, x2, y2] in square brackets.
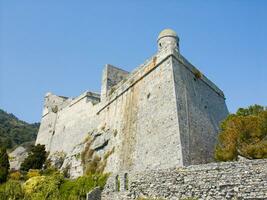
[236, 104, 265, 116]
[215, 105, 267, 161]
[20, 144, 47, 172]
[0, 147, 10, 183]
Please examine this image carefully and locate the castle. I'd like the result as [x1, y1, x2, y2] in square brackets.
[36, 29, 229, 178]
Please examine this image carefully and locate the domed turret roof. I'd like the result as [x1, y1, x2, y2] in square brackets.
[157, 29, 178, 41]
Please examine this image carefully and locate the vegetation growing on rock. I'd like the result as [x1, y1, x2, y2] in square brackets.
[81, 132, 114, 175]
[215, 105, 267, 161]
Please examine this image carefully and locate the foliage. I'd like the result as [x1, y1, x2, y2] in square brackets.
[20, 144, 47, 172]
[60, 173, 109, 200]
[9, 171, 22, 181]
[236, 104, 265, 116]
[193, 69, 202, 79]
[0, 109, 39, 149]
[0, 168, 108, 200]
[42, 166, 59, 176]
[215, 105, 267, 161]
[23, 172, 63, 200]
[0, 147, 10, 183]
[27, 169, 41, 179]
[0, 180, 24, 200]
[22, 172, 108, 200]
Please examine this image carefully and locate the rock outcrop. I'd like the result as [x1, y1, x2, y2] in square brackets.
[9, 146, 28, 170]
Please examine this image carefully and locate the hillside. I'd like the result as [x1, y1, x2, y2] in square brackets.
[0, 109, 39, 150]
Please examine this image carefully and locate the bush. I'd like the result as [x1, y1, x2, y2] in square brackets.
[42, 166, 59, 176]
[23, 176, 46, 195]
[23, 172, 63, 200]
[215, 105, 267, 161]
[9, 171, 22, 181]
[21, 144, 47, 172]
[26, 169, 41, 179]
[0, 147, 10, 183]
[0, 171, 108, 200]
[0, 180, 24, 200]
[60, 173, 109, 200]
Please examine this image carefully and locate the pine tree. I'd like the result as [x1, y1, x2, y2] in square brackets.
[215, 105, 267, 161]
[20, 144, 47, 172]
[0, 147, 10, 183]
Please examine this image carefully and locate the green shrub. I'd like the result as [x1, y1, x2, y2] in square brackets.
[0, 180, 24, 200]
[23, 172, 63, 200]
[42, 166, 59, 176]
[26, 169, 41, 179]
[21, 144, 47, 172]
[22, 171, 108, 200]
[0, 162, 108, 200]
[60, 173, 109, 200]
[0, 147, 10, 183]
[9, 171, 22, 181]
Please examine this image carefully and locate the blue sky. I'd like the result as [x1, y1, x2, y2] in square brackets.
[0, 1, 266, 123]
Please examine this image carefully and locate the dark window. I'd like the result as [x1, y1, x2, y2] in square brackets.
[124, 173, 129, 190]
[115, 175, 120, 192]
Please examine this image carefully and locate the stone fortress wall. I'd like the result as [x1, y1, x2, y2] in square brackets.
[101, 159, 267, 200]
[36, 29, 228, 177]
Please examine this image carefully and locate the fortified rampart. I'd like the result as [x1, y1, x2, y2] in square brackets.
[36, 29, 228, 178]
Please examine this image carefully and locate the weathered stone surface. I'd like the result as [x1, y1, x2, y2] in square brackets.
[48, 151, 66, 169]
[86, 187, 102, 200]
[102, 159, 267, 200]
[9, 146, 28, 170]
[91, 133, 110, 151]
[60, 143, 84, 179]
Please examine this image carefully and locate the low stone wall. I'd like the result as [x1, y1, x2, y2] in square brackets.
[102, 159, 267, 200]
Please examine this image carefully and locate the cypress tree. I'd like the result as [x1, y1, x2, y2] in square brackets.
[0, 147, 10, 183]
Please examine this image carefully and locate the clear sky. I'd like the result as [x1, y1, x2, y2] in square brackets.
[0, 1, 266, 123]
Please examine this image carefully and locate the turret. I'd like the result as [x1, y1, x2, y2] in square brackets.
[157, 28, 179, 52]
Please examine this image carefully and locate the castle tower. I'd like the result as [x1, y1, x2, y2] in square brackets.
[157, 28, 180, 52]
